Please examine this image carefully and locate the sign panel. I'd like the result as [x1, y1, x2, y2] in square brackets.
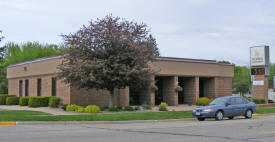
[253, 80, 264, 86]
[251, 68, 265, 75]
[250, 46, 269, 67]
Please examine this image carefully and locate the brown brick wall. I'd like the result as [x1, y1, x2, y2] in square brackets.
[8, 74, 70, 105]
[184, 77, 199, 104]
[253, 76, 268, 103]
[70, 87, 129, 106]
[162, 76, 178, 105]
[215, 77, 232, 98]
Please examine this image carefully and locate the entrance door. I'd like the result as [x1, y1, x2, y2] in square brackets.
[178, 77, 184, 104]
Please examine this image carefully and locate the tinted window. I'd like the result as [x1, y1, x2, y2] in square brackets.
[228, 97, 245, 105]
[51, 77, 56, 96]
[19, 80, 23, 97]
[209, 97, 228, 105]
[25, 80, 29, 96]
[37, 78, 41, 96]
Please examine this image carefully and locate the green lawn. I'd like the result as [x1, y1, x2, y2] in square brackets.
[0, 110, 193, 121]
[256, 107, 275, 114]
[0, 107, 274, 121]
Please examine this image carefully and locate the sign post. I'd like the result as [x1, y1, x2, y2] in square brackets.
[250, 46, 270, 103]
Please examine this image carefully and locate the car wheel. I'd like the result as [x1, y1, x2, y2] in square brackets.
[245, 109, 252, 119]
[228, 116, 234, 120]
[215, 111, 224, 121]
[197, 117, 205, 121]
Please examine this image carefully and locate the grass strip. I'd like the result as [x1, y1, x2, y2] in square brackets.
[0, 110, 193, 121]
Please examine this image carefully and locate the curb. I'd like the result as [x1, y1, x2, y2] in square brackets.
[0, 121, 16, 126]
[252, 114, 265, 118]
[13, 118, 196, 125]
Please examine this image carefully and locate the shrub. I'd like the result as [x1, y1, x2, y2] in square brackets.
[159, 102, 168, 111]
[99, 106, 108, 111]
[28, 96, 50, 107]
[85, 105, 100, 113]
[124, 106, 134, 111]
[6, 97, 19, 105]
[143, 104, 152, 110]
[252, 99, 266, 104]
[66, 104, 79, 111]
[196, 97, 212, 106]
[134, 106, 140, 110]
[48, 96, 62, 108]
[76, 106, 84, 112]
[19, 97, 29, 106]
[0, 95, 16, 105]
[108, 106, 120, 112]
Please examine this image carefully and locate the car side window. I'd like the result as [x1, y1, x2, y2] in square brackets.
[241, 98, 248, 104]
[235, 98, 243, 104]
[228, 98, 235, 105]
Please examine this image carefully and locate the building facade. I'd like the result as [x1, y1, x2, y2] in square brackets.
[7, 56, 234, 106]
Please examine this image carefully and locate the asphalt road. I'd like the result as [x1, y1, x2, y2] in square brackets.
[1, 115, 275, 142]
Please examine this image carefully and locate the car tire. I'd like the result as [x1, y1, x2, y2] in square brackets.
[228, 116, 234, 120]
[245, 109, 252, 119]
[215, 111, 224, 121]
[197, 117, 205, 121]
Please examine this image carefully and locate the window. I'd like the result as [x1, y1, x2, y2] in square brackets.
[228, 97, 244, 105]
[19, 80, 23, 97]
[51, 77, 56, 96]
[25, 80, 29, 96]
[37, 78, 41, 96]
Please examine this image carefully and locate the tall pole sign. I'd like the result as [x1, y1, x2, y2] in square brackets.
[250, 46, 270, 103]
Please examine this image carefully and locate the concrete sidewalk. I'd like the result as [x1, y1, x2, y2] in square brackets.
[0, 104, 197, 115]
[0, 105, 78, 115]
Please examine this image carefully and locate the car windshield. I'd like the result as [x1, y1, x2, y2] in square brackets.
[209, 97, 228, 105]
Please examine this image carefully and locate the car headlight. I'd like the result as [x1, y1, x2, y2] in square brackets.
[203, 109, 214, 112]
[193, 110, 196, 112]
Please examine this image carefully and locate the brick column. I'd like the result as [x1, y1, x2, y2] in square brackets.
[114, 87, 130, 106]
[184, 77, 199, 104]
[139, 75, 155, 105]
[253, 75, 268, 103]
[162, 76, 178, 106]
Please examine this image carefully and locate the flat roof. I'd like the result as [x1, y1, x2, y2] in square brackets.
[7, 55, 231, 68]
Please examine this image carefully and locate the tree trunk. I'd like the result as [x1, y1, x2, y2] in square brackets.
[109, 90, 115, 107]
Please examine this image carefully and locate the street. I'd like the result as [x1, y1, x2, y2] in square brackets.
[1, 115, 275, 142]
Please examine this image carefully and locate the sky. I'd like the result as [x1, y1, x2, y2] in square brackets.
[0, 0, 274, 66]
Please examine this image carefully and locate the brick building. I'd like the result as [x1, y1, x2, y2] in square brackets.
[7, 55, 234, 106]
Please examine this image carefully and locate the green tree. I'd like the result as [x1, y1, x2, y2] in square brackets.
[269, 63, 275, 88]
[59, 15, 159, 106]
[232, 66, 251, 96]
[0, 42, 68, 93]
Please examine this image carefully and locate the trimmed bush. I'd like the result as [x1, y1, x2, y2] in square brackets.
[76, 106, 84, 112]
[0, 95, 16, 105]
[6, 97, 19, 105]
[19, 97, 29, 106]
[196, 97, 212, 106]
[143, 104, 152, 110]
[28, 96, 50, 107]
[252, 99, 266, 104]
[124, 106, 134, 111]
[108, 106, 120, 112]
[134, 106, 140, 110]
[99, 106, 108, 111]
[48, 96, 62, 108]
[66, 104, 79, 111]
[159, 102, 168, 111]
[85, 105, 100, 113]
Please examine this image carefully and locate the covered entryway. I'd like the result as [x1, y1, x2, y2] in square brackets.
[199, 77, 215, 99]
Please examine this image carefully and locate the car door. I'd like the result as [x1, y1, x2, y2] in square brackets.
[228, 98, 243, 116]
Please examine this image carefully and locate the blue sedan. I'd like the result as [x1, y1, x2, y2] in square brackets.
[192, 96, 256, 121]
